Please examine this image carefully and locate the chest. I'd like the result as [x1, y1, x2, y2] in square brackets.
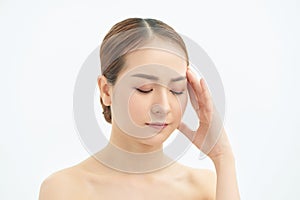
[86, 176, 204, 200]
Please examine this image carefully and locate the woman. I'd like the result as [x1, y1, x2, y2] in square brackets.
[39, 18, 240, 200]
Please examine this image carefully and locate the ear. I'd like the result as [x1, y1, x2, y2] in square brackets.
[98, 75, 112, 106]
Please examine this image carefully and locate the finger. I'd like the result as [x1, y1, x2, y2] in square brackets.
[187, 82, 199, 111]
[187, 69, 211, 112]
[186, 69, 203, 102]
[186, 69, 208, 117]
[199, 78, 213, 112]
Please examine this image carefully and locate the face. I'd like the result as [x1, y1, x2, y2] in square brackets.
[110, 46, 188, 146]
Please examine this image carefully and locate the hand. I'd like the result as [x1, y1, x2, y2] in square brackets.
[178, 68, 234, 161]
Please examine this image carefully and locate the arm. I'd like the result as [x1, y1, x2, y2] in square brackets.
[212, 150, 240, 200]
[209, 128, 240, 200]
[179, 68, 240, 199]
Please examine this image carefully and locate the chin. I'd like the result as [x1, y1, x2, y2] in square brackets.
[138, 127, 176, 147]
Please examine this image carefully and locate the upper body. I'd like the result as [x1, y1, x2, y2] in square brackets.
[39, 17, 240, 200]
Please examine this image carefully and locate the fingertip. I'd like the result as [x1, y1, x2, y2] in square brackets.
[200, 78, 208, 90]
[199, 78, 203, 83]
[186, 69, 192, 83]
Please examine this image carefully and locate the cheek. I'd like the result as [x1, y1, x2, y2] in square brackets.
[128, 94, 149, 124]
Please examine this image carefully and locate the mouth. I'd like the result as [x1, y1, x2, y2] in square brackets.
[145, 122, 169, 130]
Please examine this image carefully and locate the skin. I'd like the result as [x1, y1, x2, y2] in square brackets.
[39, 42, 240, 200]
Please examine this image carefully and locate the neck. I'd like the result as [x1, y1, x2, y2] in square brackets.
[95, 143, 173, 173]
[93, 124, 174, 173]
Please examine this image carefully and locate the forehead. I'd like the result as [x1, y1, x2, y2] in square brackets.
[122, 48, 187, 77]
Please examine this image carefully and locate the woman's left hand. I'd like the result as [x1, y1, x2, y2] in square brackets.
[178, 68, 234, 161]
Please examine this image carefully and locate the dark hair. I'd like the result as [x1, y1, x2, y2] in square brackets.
[99, 17, 189, 123]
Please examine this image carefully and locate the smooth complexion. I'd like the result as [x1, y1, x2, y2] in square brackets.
[39, 40, 240, 199]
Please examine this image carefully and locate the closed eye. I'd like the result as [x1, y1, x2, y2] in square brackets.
[170, 90, 184, 95]
[135, 88, 184, 95]
[135, 88, 153, 94]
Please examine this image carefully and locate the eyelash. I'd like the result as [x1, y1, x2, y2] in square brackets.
[135, 88, 184, 95]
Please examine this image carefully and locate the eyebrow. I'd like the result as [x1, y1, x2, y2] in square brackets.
[131, 73, 186, 82]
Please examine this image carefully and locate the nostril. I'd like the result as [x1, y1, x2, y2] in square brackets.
[150, 104, 169, 116]
[151, 104, 162, 114]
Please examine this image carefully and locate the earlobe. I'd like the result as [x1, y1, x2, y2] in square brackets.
[98, 75, 112, 106]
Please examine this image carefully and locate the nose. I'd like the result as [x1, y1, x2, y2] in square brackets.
[150, 88, 171, 118]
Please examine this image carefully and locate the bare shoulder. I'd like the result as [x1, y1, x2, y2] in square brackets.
[38, 165, 87, 200]
[179, 164, 217, 200]
[192, 168, 216, 200]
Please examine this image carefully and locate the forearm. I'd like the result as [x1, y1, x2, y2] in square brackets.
[212, 153, 240, 200]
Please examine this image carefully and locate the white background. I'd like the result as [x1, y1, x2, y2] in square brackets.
[1, 0, 299, 199]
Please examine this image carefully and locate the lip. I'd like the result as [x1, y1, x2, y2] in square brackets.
[145, 122, 169, 130]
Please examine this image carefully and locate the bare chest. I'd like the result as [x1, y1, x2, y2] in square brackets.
[85, 176, 204, 200]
